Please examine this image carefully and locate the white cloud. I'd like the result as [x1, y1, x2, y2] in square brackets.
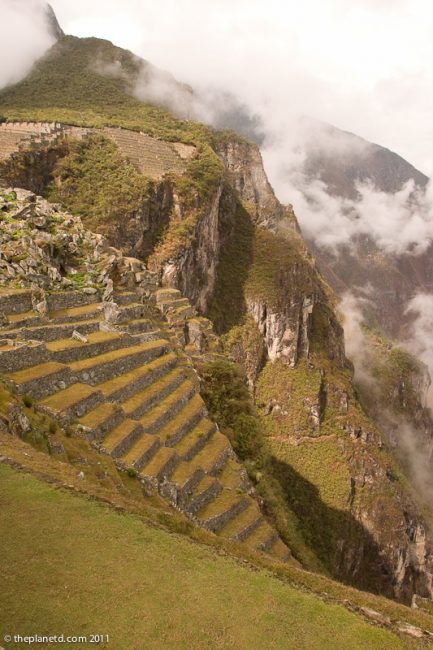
[262, 120, 433, 256]
[284, 175, 433, 256]
[0, 0, 55, 88]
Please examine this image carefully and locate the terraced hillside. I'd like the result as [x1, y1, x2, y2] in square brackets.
[0, 122, 192, 178]
[0, 286, 290, 562]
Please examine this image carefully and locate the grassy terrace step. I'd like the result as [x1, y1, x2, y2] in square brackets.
[196, 490, 250, 533]
[38, 383, 103, 423]
[185, 475, 223, 516]
[269, 538, 292, 562]
[137, 379, 196, 434]
[124, 319, 155, 335]
[46, 290, 100, 312]
[116, 303, 148, 321]
[49, 302, 103, 322]
[6, 318, 100, 342]
[155, 288, 182, 303]
[162, 462, 205, 505]
[244, 520, 279, 553]
[6, 360, 72, 399]
[0, 288, 33, 314]
[120, 382, 196, 467]
[166, 305, 195, 325]
[96, 351, 177, 401]
[117, 431, 161, 470]
[158, 297, 190, 314]
[4, 310, 43, 328]
[173, 418, 217, 461]
[218, 457, 248, 491]
[77, 402, 125, 441]
[112, 291, 139, 305]
[218, 502, 263, 542]
[122, 367, 185, 419]
[69, 338, 169, 384]
[138, 446, 179, 482]
[99, 418, 145, 457]
[189, 431, 231, 476]
[49, 301, 146, 324]
[158, 393, 206, 446]
[46, 331, 137, 363]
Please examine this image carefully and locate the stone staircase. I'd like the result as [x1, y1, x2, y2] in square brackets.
[0, 122, 194, 179]
[0, 287, 290, 562]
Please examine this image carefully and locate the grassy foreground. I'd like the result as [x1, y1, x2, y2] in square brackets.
[0, 465, 419, 650]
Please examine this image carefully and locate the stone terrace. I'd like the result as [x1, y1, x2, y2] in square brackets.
[0, 286, 290, 562]
[0, 122, 196, 179]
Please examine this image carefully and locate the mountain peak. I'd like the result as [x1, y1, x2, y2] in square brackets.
[44, 3, 64, 41]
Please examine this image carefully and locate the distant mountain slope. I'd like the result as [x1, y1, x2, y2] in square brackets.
[281, 119, 433, 339]
[301, 119, 428, 199]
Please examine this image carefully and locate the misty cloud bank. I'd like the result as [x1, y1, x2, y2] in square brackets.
[406, 294, 433, 399]
[281, 174, 433, 256]
[133, 63, 264, 140]
[0, 0, 55, 89]
[259, 120, 433, 257]
[129, 58, 433, 260]
[340, 292, 433, 500]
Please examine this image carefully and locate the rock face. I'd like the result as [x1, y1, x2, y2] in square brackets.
[300, 119, 429, 200]
[44, 4, 65, 41]
[159, 182, 224, 313]
[215, 138, 297, 231]
[246, 289, 345, 369]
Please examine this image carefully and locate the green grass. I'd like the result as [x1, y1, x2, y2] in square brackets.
[198, 359, 265, 462]
[0, 464, 414, 650]
[47, 135, 153, 232]
[244, 227, 315, 308]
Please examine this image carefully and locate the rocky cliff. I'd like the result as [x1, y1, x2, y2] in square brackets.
[95, 119, 433, 602]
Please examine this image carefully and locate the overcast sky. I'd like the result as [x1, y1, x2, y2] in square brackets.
[40, 0, 433, 176]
